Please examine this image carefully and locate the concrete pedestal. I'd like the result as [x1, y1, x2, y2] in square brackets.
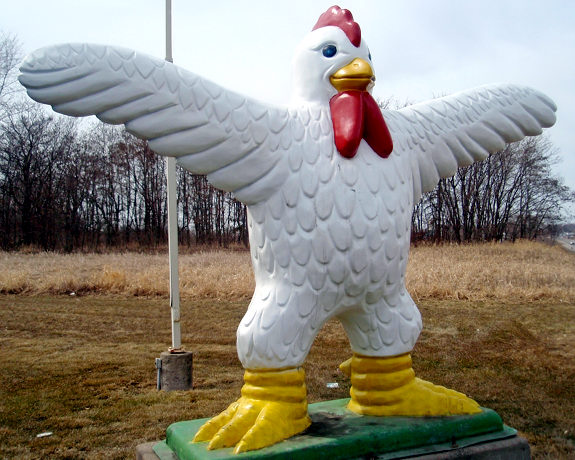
[136, 398, 530, 459]
[158, 351, 193, 391]
[136, 437, 530, 460]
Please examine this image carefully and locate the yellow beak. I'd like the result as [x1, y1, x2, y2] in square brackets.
[330, 58, 374, 92]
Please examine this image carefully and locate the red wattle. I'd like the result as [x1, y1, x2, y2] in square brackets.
[362, 92, 393, 158]
[329, 91, 363, 159]
[329, 91, 393, 159]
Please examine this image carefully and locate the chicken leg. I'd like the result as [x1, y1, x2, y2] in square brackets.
[340, 353, 481, 416]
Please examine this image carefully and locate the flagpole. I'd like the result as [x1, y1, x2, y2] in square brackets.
[165, 0, 173, 64]
[165, 0, 181, 352]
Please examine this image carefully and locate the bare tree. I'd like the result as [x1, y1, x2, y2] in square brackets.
[0, 101, 78, 248]
[0, 33, 22, 119]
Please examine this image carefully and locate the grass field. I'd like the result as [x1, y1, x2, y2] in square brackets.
[1, 240, 574, 302]
[0, 241, 574, 458]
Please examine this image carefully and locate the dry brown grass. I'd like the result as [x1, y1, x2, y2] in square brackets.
[0, 295, 573, 459]
[0, 241, 574, 458]
[407, 240, 575, 302]
[0, 250, 254, 300]
[1, 240, 574, 302]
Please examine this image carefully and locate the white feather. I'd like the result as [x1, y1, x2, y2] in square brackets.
[387, 84, 557, 200]
[19, 43, 297, 203]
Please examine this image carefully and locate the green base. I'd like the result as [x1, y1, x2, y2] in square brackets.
[153, 399, 516, 460]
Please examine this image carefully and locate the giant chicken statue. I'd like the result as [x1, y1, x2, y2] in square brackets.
[20, 5, 556, 454]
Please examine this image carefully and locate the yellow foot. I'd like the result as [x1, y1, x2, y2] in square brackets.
[346, 353, 481, 416]
[193, 367, 311, 454]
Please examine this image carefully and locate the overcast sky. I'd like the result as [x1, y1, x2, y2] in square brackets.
[3, 0, 574, 217]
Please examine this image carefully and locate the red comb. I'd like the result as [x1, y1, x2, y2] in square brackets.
[312, 5, 361, 48]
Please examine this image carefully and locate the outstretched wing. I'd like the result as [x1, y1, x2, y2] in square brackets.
[19, 43, 295, 204]
[383, 84, 557, 202]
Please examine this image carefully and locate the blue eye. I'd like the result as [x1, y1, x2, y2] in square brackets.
[322, 45, 337, 58]
[368, 51, 372, 61]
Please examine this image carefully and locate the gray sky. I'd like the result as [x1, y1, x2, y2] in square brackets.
[3, 0, 574, 217]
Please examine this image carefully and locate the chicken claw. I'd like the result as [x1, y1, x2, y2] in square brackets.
[193, 368, 311, 454]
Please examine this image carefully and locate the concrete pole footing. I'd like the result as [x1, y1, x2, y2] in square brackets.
[158, 350, 193, 391]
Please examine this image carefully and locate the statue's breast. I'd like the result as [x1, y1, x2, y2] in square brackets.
[248, 138, 413, 300]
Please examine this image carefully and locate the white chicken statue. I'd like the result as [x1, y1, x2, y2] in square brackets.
[20, 5, 556, 454]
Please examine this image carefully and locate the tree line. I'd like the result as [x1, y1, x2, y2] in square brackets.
[0, 33, 572, 251]
[411, 136, 572, 243]
[0, 105, 247, 250]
